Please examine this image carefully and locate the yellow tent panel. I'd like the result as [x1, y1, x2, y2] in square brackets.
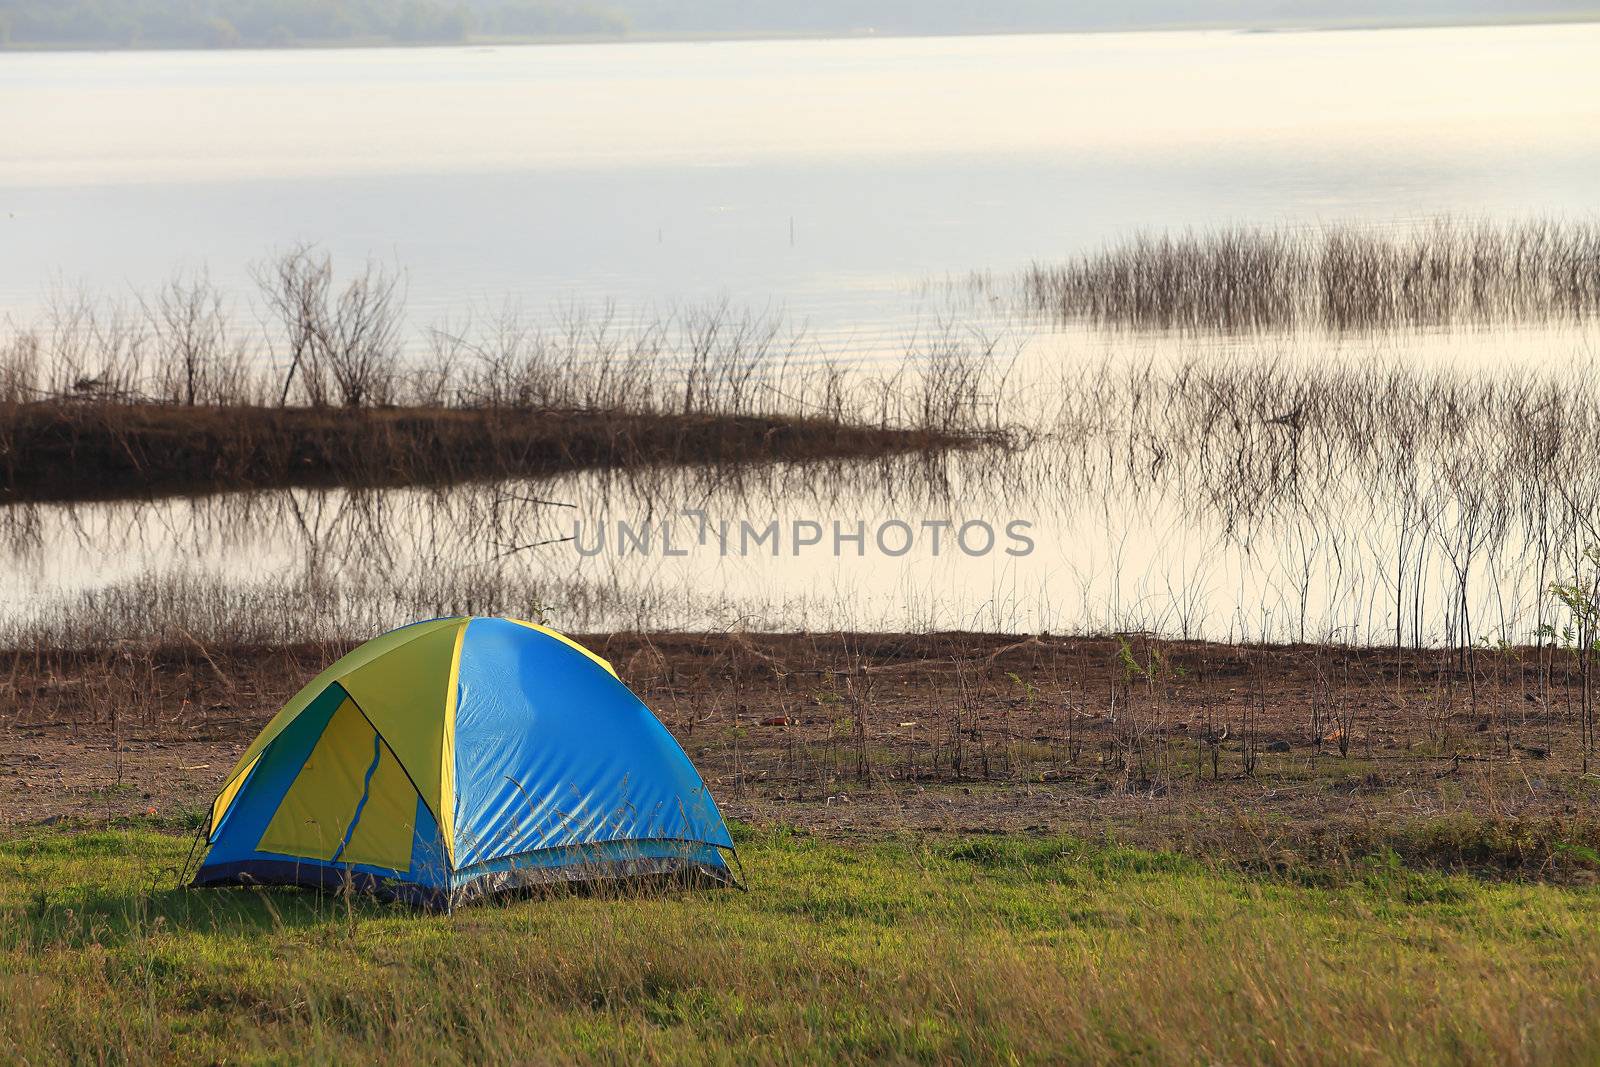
[258, 697, 374, 861]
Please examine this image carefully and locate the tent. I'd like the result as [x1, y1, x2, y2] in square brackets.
[191, 617, 736, 908]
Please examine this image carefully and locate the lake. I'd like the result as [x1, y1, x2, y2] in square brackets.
[4, 24, 1599, 643]
[4, 24, 1597, 344]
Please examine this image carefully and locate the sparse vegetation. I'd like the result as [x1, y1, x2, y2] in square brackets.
[10, 631, 1600, 881]
[0, 253, 1007, 500]
[1040, 348, 1600, 647]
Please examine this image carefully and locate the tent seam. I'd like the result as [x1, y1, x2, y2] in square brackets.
[441, 618, 470, 870]
[330, 731, 384, 864]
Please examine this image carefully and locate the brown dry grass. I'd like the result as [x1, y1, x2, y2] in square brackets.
[7, 631, 1600, 881]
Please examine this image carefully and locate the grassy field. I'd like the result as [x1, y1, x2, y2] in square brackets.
[4, 821, 1600, 1064]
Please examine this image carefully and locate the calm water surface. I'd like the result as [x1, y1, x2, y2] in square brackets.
[4, 24, 1597, 344]
[5, 24, 1599, 640]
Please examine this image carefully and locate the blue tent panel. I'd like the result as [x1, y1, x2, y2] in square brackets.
[450, 617, 733, 870]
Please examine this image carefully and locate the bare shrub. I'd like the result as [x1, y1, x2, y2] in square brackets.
[142, 271, 256, 405]
[254, 245, 403, 407]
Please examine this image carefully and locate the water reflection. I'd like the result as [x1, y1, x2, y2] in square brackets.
[11, 333, 1600, 647]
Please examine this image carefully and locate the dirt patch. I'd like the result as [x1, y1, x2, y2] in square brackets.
[4, 631, 1597, 876]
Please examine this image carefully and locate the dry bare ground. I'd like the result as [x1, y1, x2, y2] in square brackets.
[6, 631, 1598, 879]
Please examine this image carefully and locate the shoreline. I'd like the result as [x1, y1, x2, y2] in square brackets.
[0, 401, 973, 504]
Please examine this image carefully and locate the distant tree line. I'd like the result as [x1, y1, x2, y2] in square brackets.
[2, 0, 1595, 48]
[0, 0, 627, 48]
[606, 0, 1600, 35]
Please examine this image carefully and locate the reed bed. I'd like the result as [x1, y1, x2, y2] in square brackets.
[8, 350, 1600, 648]
[1020, 219, 1600, 331]
[1016, 351, 1600, 644]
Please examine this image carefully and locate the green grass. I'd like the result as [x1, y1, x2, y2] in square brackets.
[4, 825, 1600, 1064]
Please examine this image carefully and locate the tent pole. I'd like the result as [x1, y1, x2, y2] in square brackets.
[177, 818, 208, 890]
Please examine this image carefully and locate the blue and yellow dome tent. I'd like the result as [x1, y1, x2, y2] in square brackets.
[192, 617, 736, 908]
